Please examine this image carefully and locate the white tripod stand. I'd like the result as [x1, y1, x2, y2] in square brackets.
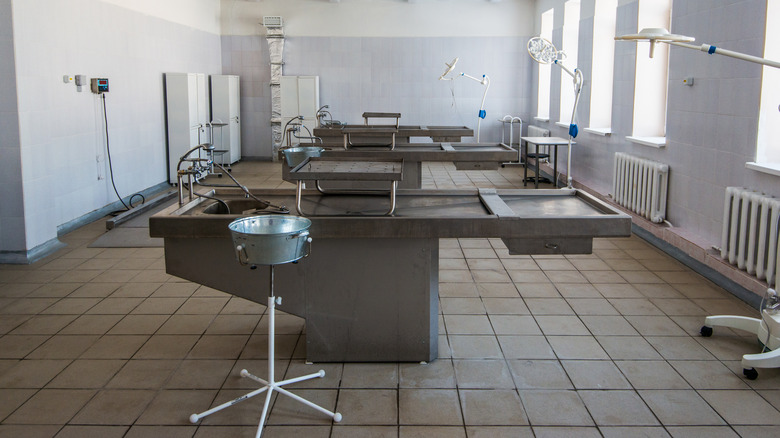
[189, 265, 342, 437]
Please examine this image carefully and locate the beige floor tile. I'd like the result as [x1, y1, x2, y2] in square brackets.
[639, 390, 724, 426]
[176, 297, 230, 314]
[459, 389, 527, 426]
[501, 259, 540, 271]
[608, 298, 664, 316]
[69, 283, 120, 298]
[341, 363, 398, 388]
[593, 283, 643, 298]
[125, 425, 196, 438]
[615, 361, 691, 390]
[579, 390, 658, 426]
[133, 335, 199, 359]
[400, 426, 466, 438]
[508, 360, 573, 390]
[525, 298, 574, 316]
[467, 259, 504, 270]
[547, 336, 609, 360]
[520, 390, 593, 426]
[513, 282, 558, 298]
[54, 425, 130, 438]
[596, 336, 664, 360]
[0, 389, 36, 421]
[482, 298, 529, 315]
[508, 271, 550, 283]
[489, 315, 541, 335]
[440, 283, 480, 298]
[466, 426, 534, 437]
[108, 314, 169, 335]
[131, 297, 187, 314]
[441, 298, 486, 314]
[5, 389, 95, 424]
[81, 335, 149, 359]
[188, 335, 249, 359]
[561, 360, 631, 390]
[157, 314, 214, 335]
[399, 388, 462, 425]
[0, 425, 62, 437]
[579, 315, 639, 336]
[498, 335, 556, 360]
[555, 283, 601, 298]
[0, 298, 59, 315]
[152, 282, 199, 297]
[534, 315, 588, 336]
[445, 315, 494, 335]
[669, 360, 751, 390]
[331, 425, 397, 438]
[9, 314, 78, 335]
[333, 389, 396, 426]
[59, 314, 123, 335]
[166, 359, 234, 389]
[87, 297, 144, 315]
[624, 315, 688, 336]
[449, 335, 504, 359]
[698, 390, 780, 425]
[107, 359, 180, 389]
[27, 283, 81, 298]
[453, 359, 514, 389]
[644, 336, 716, 360]
[731, 425, 780, 437]
[136, 389, 219, 426]
[463, 249, 497, 259]
[441, 258, 469, 270]
[533, 426, 602, 438]
[634, 283, 685, 299]
[440, 270, 474, 283]
[599, 426, 671, 438]
[47, 359, 125, 388]
[27, 335, 99, 359]
[205, 314, 261, 335]
[399, 359, 456, 389]
[471, 270, 512, 283]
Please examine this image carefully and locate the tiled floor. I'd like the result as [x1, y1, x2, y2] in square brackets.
[1, 161, 780, 438]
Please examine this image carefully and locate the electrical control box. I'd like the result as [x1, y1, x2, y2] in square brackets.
[91, 78, 109, 94]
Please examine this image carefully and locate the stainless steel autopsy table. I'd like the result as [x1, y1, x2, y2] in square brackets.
[282, 143, 518, 189]
[313, 125, 474, 148]
[150, 188, 631, 362]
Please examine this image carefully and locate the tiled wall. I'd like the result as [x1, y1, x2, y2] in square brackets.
[8, 0, 222, 255]
[531, 0, 777, 250]
[222, 36, 535, 157]
[0, 0, 25, 253]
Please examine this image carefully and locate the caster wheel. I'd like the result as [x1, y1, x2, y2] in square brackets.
[218, 174, 223, 178]
[743, 368, 758, 380]
[700, 326, 713, 337]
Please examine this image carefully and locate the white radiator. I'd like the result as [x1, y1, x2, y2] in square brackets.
[526, 125, 550, 156]
[721, 187, 780, 287]
[612, 152, 669, 223]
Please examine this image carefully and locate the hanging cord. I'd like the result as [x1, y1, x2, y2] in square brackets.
[101, 94, 145, 213]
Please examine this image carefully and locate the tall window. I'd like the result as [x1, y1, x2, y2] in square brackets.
[756, 0, 780, 166]
[536, 8, 554, 120]
[588, 0, 618, 132]
[629, 0, 672, 144]
[559, 0, 581, 125]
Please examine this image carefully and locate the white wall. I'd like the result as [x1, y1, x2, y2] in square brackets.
[102, 0, 221, 34]
[220, 0, 537, 157]
[221, 0, 535, 37]
[8, 0, 222, 255]
[0, 0, 25, 255]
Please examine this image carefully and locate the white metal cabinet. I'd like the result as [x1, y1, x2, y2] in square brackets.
[210, 75, 241, 164]
[281, 76, 320, 143]
[165, 73, 209, 184]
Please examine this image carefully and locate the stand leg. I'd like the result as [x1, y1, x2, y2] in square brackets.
[189, 265, 342, 437]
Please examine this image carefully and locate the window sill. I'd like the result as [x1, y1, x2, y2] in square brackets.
[746, 162, 780, 177]
[555, 122, 570, 129]
[533, 117, 550, 122]
[626, 136, 666, 148]
[584, 127, 612, 136]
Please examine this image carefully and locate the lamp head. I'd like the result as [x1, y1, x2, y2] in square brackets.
[615, 28, 695, 58]
[527, 36, 563, 65]
[439, 57, 459, 80]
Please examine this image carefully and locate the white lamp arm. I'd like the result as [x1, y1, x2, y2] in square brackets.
[460, 73, 489, 85]
[669, 41, 780, 69]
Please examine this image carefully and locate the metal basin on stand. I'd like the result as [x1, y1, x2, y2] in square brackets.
[228, 215, 312, 266]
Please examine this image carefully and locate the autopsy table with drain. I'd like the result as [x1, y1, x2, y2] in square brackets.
[150, 188, 631, 362]
[281, 143, 518, 189]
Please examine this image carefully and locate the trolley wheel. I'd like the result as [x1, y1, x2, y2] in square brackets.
[700, 326, 713, 337]
[218, 174, 223, 178]
[743, 368, 758, 380]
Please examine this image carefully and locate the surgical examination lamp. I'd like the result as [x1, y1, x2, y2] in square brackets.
[439, 57, 491, 142]
[615, 27, 780, 69]
[527, 37, 583, 189]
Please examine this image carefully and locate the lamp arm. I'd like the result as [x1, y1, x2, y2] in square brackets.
[668, 41, 780, 69]
[555, 60, 577, 79]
